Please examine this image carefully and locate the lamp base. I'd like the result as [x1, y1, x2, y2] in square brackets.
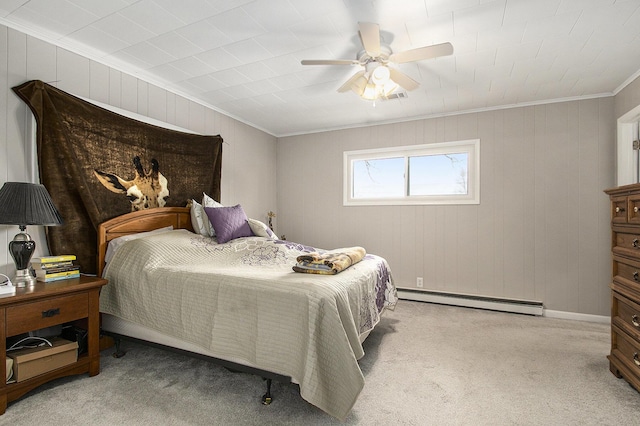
[9, 228, 36, 288]
[13, 268, 36, 288]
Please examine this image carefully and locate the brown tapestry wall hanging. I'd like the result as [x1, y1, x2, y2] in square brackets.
[13, 80, 223, 274]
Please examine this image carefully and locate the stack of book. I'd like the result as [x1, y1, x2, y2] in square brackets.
[31, 255, 79, 282]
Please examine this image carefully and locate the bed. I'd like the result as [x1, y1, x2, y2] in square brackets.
[97, 207, 397, 420]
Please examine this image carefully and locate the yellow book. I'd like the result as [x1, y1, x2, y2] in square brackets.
[31, 255, 76, 265]
[36, 269, 80, 281]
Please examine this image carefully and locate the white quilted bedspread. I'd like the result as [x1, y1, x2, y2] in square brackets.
[99, 230, 396, 420]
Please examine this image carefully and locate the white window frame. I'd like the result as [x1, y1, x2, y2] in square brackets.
[343, 139, 480, 206]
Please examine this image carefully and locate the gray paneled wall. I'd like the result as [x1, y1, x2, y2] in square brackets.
[277, 98, 616, 316]
[0, 25, 277, 277]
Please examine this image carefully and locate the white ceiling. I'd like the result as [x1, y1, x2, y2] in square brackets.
[1, 0, 640, 137]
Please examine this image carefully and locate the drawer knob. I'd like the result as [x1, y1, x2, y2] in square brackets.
[633, 315, 640, 327]
[616, 206, 626, 213]
[634, 272, 639, 281]
[633, 239, 639, 248]
[635, 353, 640, 367]
[42, 308, 60, 318]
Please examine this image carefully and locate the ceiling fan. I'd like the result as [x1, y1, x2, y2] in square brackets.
[301, 22, 453, 100]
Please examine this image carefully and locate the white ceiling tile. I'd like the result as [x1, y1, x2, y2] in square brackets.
[0, 0, 30, 17]
[403, 13, 455, 48]
[112, 41, 177, 68]
[20, 0, 100, 33]
[93, 13, 156, 45]
[253, 30, 307, 57]
[167, 56, 216, 79]
[149, 63, 193, 83]
[476, 24, 524, 51]
[206, 7, 266, 42]
[195, 48, 243, 71]
[223, 39, 273, 64]
[184, 74, 227, 92]
[521, 11, 581, 43]
[148, 32, 203, 59]
[289, 16, 345, 49]
[241, 0, 303, 32]
[503, 0, 561, 25]
[425, 0, 482, 17]
[292, 0, 350, 20]
[235, 61, 278, 82]
[152, 0, 220, 25]
[66, 0, 133, 17]
[63, 25, 129, 56]
[174, 20, 233, 52]
[452, 1, 506, 36]
[210, 68, 251, 86]
[495, 40, 542, 65]
[116, 0, 186, 34]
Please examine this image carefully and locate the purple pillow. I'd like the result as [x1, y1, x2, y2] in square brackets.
[204, 204, 254, 243]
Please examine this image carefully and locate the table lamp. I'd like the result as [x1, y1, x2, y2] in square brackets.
[0, 182, 63, 287]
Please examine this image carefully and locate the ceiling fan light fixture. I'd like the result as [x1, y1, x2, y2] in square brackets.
[371, 65, 391, 85]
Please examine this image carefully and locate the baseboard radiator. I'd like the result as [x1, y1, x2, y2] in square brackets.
[397, 288, 544, 316]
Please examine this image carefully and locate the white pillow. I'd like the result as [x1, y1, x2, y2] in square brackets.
[248, 218, 277, 239]
[202, 192, 224, 237]
[104, 225, 173, 265]
[190, 199, 209, 237]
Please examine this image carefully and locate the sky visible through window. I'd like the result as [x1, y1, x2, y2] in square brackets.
[352, 153, 469, 198]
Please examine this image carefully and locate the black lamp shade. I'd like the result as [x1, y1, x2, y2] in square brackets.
[0, 182, 64, 226]
[0, 182, 63, 287]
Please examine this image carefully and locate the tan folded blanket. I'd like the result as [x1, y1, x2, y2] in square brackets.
[293, 246, 366, 275]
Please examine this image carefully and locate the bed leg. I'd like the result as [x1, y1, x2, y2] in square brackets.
[112, 337, 127, 358]
[261, 378, 272, 405]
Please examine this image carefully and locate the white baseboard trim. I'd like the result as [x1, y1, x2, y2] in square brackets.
[542, 309, 610, 324]
[398, 288, 543, 316]
[397, 288, 610, 323]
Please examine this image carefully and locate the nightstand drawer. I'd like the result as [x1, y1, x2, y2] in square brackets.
[5, 293, 88, 336]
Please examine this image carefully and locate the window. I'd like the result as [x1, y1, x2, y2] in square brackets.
[344, 139, 480, 205]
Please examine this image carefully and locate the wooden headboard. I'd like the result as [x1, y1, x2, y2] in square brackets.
[97, 207, 193, 277]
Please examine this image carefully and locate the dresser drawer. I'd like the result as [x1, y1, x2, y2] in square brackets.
[612, 196, 629, 224]
[612, 324, 640, 379]
[614, 292, 640, 340]
[629, 195, 640, 224]
[616, 261, 640, 286]
[5, 293, 88, 336]
[614, 233, 640, 259]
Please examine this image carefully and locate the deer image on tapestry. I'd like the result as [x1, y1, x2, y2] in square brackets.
[94, 156, 169, 211]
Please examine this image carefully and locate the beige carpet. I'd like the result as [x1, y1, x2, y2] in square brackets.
[2, 300, 638, 425]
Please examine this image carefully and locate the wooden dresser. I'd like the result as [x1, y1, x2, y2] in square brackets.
[605, 183, 640, 391]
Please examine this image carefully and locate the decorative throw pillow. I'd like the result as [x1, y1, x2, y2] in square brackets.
[190, 199, 209, 236]
[205, 204, 254, 243]
[202, 192, 224, 237]
[248, 218, 277, 239]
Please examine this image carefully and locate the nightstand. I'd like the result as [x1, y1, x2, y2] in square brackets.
[0, 275, 107, 414]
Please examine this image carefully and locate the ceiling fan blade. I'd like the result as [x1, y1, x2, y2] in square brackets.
[337, 70, 367, 93]
[301, 59, 359, 66]
[389, 42, 454, 64]
[358, 22, 381, 57]
[389, 68, 420, 91]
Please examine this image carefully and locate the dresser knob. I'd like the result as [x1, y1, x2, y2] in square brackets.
[634, 353, 640, 367]
[633, 315, 640, 327]
[634, 272, 639, 281]
[616, 206, 625, 213]
[633, 239, 639, 248]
